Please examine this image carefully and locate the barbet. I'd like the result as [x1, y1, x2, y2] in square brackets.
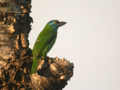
[31, 20, 66, 74]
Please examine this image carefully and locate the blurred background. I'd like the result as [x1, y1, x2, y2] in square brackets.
[29, 0, 120, 90]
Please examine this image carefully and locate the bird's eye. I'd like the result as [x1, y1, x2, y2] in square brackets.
[53, 21, 56, 24]
[49, 20, 59, 25]
[55, 21, 59, 24]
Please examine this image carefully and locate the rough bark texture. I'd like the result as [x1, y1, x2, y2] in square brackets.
[0, 0, 74, 90]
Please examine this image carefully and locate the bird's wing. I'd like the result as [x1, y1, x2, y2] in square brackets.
[32, 30, 57, 58]
[42, 36, 57, 56]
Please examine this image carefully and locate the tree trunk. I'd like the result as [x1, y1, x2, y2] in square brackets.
[0, 0, 74, 90]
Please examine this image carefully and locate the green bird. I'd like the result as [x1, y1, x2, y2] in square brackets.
[31, 20, 66, 74]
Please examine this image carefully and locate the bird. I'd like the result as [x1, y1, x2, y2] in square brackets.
[31, 20, 66, 74]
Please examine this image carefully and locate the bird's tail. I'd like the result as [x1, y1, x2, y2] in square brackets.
[31, 57, 39, 74]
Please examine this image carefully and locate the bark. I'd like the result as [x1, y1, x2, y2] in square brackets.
[0, 0, 74, 90]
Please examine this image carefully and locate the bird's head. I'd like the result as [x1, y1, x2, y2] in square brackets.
[48, 20, 66, 30]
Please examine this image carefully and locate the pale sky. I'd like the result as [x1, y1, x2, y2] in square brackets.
[29, 0, 120, 90]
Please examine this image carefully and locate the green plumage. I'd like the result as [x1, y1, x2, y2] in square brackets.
[31, 20, 66, 74]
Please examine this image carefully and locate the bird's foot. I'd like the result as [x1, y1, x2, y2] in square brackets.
[37, 58, 49, 76]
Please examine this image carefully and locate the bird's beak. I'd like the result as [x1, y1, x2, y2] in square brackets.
[58, 21, 66, 27]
